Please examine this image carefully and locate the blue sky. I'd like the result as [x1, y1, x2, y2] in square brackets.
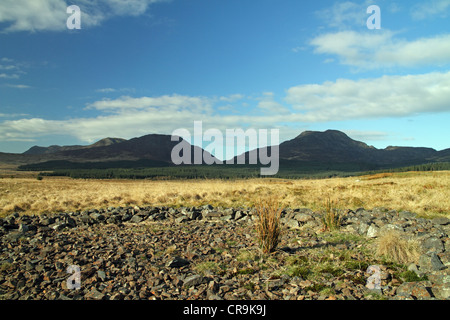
[0, 0, 449, 156]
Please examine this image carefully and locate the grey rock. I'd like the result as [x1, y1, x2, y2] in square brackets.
[422, 237, 445, 254]
[175, 216, 189, 223]
[166, 256, 190, 268]
[399, 211, 416, 219]
[187, 211, 201, 220]
[407, 264, 425, 278]
[79, 214, 93, 225]
[18, 224, 29, 233]
[97, 270, 106, 281]
[379, 224, 404, 235]
[432, 217, 450, 226]
[431, 283, 450, 299]
[130, 215, 143, 223]
[419, 253, 446, 272]
[294, 213, 314, 223]
[49, 222, 68, 231]
[183, 275, 204, 288]
[39, 217, 55, 226]
[356, 222, 370, 235]
[85, 287, 105, 300]
[203, 211, 223, 218]
[284, 219, 299, 229]
[89, 212, 105, 221]
[366, 225, 379, 238]
[234, 211, 245, 220]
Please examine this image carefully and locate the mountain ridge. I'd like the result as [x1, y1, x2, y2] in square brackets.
[1, 130, 449, 170]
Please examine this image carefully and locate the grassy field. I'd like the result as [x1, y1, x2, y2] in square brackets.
[1, 170, 449, 219]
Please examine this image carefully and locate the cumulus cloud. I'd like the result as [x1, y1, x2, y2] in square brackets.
[411, 0, 450, 20]
[310, 30, 450, 69]
[4, 84, 32, 89]
[315, 1, 371, 29]
[285, 71, 450, 122]
[0, 0, 169, 32]
[1, 71, 450, 143]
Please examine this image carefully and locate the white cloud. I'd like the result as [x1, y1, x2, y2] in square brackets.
[0, 0, 170, 33]
[219, 94, 244, 102]
[86, 94, 214, 115]
[1, 72, 450, 143]
[256, 92, 290, 115]
[343, 130, 389, 142]
[96, 88, 116, 93]
[0, 73, 20, 79]
[315, 1, 373, 29]
[285, 71, 450, 122]
[310, 30, 450, 69]
[4, 84, 32, 89]
[411, 0, 450, 20]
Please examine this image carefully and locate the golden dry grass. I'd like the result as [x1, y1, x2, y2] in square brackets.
[254, 197, 283, 254]
[376, 231, 421, 265]
[0, 171, 449, 218]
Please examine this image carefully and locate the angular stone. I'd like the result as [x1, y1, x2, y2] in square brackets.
[39, 217, 55, 226]
[234, 211, 245, 220]
[379, 224, 404, 235]
[356, 223, 369, 235]
[89, 212, 105, 221]
[49, 222, 68, 231]
[431, 283, 450, 299]
[175, 216, 189, 223]
[422, 237, 445, 254]
[294, 213, 314, 223]
[85, 287, 105, 300]
[187, 211, 201, 220]
[183, 275, 204, 288]
[432, 217, 450, 226]
[130, 215, 143, 223]
[419, 253, 446, 272]
[366, 225, 379, 238]
[165, 256, 190, 268]
[407, 264, 425, 278]
[203, 211, 223, 218]
[399, 211, 416, 219]
[284, 219, 299, 229]
[411, 285, 433, 300]
[18, 224, 29, 233]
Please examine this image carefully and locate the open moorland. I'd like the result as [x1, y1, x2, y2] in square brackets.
[1, 171, 449, 219]
[1, 171, 449, 301]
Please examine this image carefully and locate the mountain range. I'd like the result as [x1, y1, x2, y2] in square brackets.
[1, 130, 449, 171]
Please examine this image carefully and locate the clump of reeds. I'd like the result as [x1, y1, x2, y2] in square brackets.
[320, 198, 344, 232]
[254, 196, 283, 254]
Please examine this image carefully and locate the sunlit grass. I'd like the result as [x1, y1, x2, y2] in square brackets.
[0, 171, 449, 218]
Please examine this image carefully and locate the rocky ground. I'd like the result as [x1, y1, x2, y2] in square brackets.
[1, 205, 449, 300]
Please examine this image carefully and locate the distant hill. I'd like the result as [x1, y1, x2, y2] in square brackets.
[23, 137, 126, 155]
[233, 129, 450, 168]
[6, 134, 219, 169]
[1, 129, 449, 172]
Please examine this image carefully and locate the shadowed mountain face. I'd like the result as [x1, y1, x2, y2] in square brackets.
[1, 130, 449, 169]
[23, 138, 126, 155]
[233, 129, 449, 167]
[0, 134, 219, 167]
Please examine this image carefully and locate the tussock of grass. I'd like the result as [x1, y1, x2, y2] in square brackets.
[376, 231, 421, 265]
[320, 198, 344, 232]
[254, 197, 283, 254]
[0, 171, 449, 218]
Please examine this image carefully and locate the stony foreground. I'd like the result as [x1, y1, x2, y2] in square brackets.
[1, 205, 449, 300]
